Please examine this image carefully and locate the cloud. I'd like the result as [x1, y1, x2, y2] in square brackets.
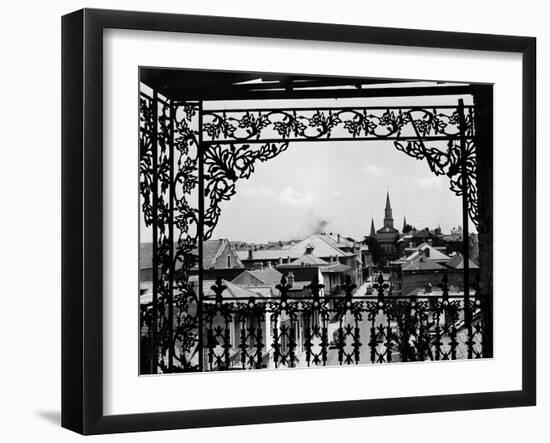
[240, 185, 276, 198]
[363, 164, 387, 177]
[277, 186, 315, 207]
[410, 175, 446, 190]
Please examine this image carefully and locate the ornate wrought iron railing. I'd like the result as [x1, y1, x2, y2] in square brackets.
[140, 273, 489, 373]
[138, 83, 492, 374]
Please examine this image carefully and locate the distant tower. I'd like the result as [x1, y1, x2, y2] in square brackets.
[402, 215, 407, 232]
[383, 191, 394, 230]
[370, 218, 376, 237]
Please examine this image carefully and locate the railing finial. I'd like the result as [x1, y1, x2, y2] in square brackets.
[306, 275, 325, 303]
[340, 274, 356, 302]
[276, 274, 293, 302]
[373, 272, 389, 302]
[211, 276, 227, 304]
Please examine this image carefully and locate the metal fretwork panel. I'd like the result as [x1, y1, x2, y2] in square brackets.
[139, 87, 487, 374]
[195, 274, 489, 370]
[201, 106, 475, 143]
[139, 92, 202, 373]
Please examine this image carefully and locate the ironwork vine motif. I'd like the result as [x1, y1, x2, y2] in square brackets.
[139, 93, 201, 373]
[139, 94, 484, 373]
[202, 106, 474, 142]
[394, 138, 478, 227]
[203, 142, 290, 240]
[202, 106, 478, 231]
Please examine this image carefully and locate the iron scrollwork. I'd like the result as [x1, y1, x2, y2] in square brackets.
[139, 93, 201, 373]
[196, 274, 488, 370]
[203, 142, 290, 240]
[139, 90, 484, 373]
[394, 138, 478, 227]
[202, 106, 475, 143]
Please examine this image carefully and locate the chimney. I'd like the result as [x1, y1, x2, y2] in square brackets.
[278, 256, 283, 265]
[260, 262, 264, 271]
[305, 244, 314, 255]
[287, 256, 291, 264]
[248, 249, 253, 260]
[427, 239, 433, 246]
[409, 242, 413, 248]
[424, 247, 430, 258]
[287, 272, 295, 286]
[337, 233, 341, 243]
[267, 261, 272, 268]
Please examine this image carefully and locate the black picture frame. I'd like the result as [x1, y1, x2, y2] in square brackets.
[61, 8, 536, 435]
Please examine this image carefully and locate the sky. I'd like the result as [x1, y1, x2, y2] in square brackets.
[210, 140, 466, 243]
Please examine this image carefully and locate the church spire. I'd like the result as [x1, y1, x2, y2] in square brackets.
[402, 215, 407, 232]
[370, 217, 376, 237]
[383, 190, 394, 229]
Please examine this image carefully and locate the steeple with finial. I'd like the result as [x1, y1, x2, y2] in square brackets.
[402, 215, 407, 232]
[383, 190, 394, 229]
[370, 217, 376, 237]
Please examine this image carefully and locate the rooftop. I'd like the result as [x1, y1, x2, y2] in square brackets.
[402, 255, 447, 272]
[232, 267, 283, 286]
[140, 239, 243, 270]
[403, 242, 451, 262]
[445, 254, 480, 270]
[278, 253, 330, 268]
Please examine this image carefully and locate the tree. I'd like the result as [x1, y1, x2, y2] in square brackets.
[363, 236, 384, 265]
[402, 223, 413, 234]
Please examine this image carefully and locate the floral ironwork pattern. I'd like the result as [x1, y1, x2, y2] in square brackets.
[139, 93, 201, 373]
[201, 106, 475, 143]
[139, 91, 484, 373]
[203, 142, 290, 239]
[394, 138, 478, 227]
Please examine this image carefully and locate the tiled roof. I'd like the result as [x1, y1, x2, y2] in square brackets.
[278, 254, 330, 267]
[232, 267, 283, 286]
[287, 281, 311, 290]
[247, 287, 275, 298]
[235, 234, 355, 262]
[283, 234, 352, 258]
[404, 242, 450, 262]
[198, 239, 228, 269]
[397, 234, 413, 243]
[377, 226, 399, 234]
[140, 239, 236, 269]
[322, 233, 355, 249]
[412, 228, 431, 238]
[402, 256, 446, 272]
[236, 249, 300, 261]
[321, 263, 351, 273]
[202, 279, 267, 299]
[445, 255, 479, 270]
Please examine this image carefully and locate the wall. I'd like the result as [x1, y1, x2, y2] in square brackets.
[0, 1, 546, 442]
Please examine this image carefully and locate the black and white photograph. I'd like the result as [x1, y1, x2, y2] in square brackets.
[138, 68, 493, 374]
[0, 0, 545, 440]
